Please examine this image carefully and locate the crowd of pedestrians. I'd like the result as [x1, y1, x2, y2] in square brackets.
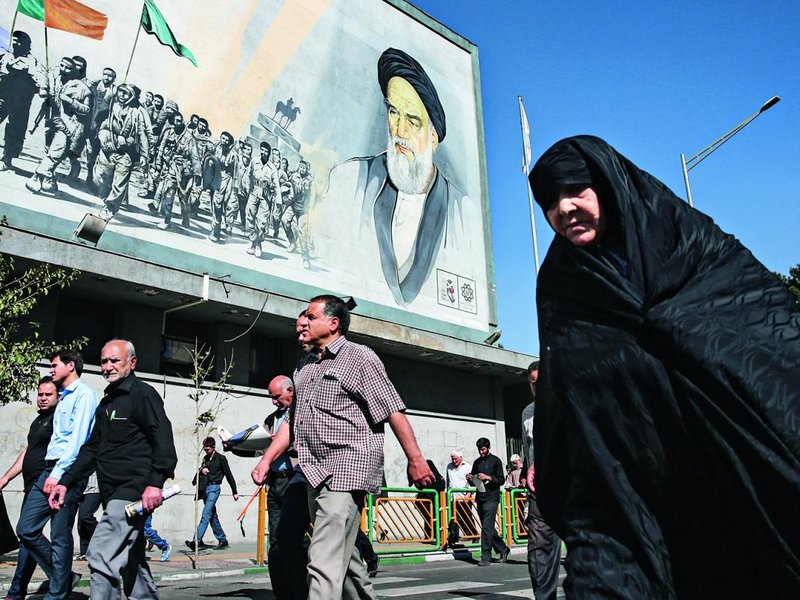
[1, 48, 798, 597]
[0, 343, 232, 597]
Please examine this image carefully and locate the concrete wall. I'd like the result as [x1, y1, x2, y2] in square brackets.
[0, 362, 506, 547]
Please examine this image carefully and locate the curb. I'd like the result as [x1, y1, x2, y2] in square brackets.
[0, 547, 525, 592]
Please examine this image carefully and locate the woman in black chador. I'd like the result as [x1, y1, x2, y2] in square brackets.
[528, 135, 800, 599]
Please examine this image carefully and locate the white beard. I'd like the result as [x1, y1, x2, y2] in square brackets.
[385, 126, 435, 194]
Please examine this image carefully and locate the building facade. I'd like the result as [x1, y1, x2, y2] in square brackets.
[0, 0, 534, 540]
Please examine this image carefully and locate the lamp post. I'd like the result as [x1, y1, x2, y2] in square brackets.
[680, 95, 780, 207]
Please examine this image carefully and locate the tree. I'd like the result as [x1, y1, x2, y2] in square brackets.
[775, 264, 800, 307]
[0, 219, 86, 405]
[185, 341, 234, 567]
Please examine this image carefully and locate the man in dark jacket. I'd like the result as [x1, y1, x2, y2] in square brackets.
[49, 339, 177, 600]
[0, 376, 59, 599]
[186, 436, 239, 550]
[469, 438, 509, 566]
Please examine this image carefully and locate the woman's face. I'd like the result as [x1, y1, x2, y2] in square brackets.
[546, 185, 605, 246]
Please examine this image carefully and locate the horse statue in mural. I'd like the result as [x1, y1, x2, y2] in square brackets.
[273, 98, 301, 130]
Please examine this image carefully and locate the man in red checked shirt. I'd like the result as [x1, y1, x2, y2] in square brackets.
[252, 294, 434, 600]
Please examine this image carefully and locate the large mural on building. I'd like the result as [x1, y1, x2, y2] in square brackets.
[0, 0, 493, 333]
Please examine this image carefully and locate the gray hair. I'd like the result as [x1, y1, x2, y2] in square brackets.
[104, 339, 136, 359]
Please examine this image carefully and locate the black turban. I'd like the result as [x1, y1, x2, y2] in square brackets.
[528, 140, 593, 210]
[378, 47, 446, 142]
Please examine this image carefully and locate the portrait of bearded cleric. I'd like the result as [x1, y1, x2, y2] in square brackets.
[317, 48, 480, 310]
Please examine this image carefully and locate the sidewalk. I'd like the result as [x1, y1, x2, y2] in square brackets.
[0, 542, 526, 593]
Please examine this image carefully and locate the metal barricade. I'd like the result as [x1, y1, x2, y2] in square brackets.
[365, 487, 441, 552]
[508, 488, 529, 544]
[446, 488, 508, 549]
[447, 488, 480, 544]
[254, 485, 527, 561]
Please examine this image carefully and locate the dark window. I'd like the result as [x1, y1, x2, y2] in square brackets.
[161, 317, 211, 378]
[53, 295, 115, 364]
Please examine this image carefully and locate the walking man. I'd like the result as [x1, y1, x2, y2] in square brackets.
[0, 376, 59, 600]
[186, 436, 239, 550]
[0, 30, 47, 171]
[16, 350, 98, 599]
[264, 376, 295, 552]
[252, 294, 435, 599]
[96, 85, 149, 219]
[469, 437, 509, 566]
[522, 362, 561, 598]
[48, 339, 177, 600]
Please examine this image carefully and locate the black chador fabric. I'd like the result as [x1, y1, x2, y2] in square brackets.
[528, 135, 800, 599]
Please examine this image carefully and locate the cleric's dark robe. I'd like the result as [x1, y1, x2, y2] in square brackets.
[529, 135, 800, 599]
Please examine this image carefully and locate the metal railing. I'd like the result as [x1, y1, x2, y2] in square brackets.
[255, 485, 531, 562]
[508, 488, 529, 544]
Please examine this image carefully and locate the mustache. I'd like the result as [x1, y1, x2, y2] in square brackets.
[391, 136, 415, 157]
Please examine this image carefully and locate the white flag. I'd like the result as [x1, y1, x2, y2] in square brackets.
[518, 96, 532, 174]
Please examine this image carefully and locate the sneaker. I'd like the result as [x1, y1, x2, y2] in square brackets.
[160, 543, 171, 562]
[187, 539, 213, 550]
[367, 556, 379, 577]
[41, 177, 57, 193]
[246, 245, 255, 255]
[146, 541, 155, 552]
[0, 161, 8, 171]
[253, 243, 262, 258]
[215, 540, 229, 550]
[477, 559, 491, 567]
[25, 174, 41, 193]
[499, 548, 510, 563]
[157, 221, 169, 230]
[75, 554, 86, 561]
[71, 572, 82, 590]
[207, 231, 220, 243]
[99, 206, 114, 221]
[147, 202, 158, 214]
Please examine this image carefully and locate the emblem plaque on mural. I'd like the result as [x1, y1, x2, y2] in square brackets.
[437, 269, 477, 314]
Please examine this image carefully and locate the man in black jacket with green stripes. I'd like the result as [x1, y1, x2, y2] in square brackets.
[49, 339, 177, 600]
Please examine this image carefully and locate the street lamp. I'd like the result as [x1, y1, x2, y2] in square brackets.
[680, 95, 780, 207]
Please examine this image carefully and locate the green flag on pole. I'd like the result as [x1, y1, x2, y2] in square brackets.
[140, 0, 197, 67]
[17, 0, 45, 21]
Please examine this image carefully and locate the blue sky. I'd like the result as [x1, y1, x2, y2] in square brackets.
[411, 0, 800, 355]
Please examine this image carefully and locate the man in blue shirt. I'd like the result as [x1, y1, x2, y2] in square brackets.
[16, 349, 98, 600]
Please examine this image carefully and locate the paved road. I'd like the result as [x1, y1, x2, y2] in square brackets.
[72, 556, 565, 599]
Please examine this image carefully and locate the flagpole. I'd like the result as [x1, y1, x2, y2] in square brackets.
[43, 21, 48, 69]
[518, 96, 540, 274]
[10, 10, 18, 35]
[124, 1, 146, 83]
[525, 171, 540, 274]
